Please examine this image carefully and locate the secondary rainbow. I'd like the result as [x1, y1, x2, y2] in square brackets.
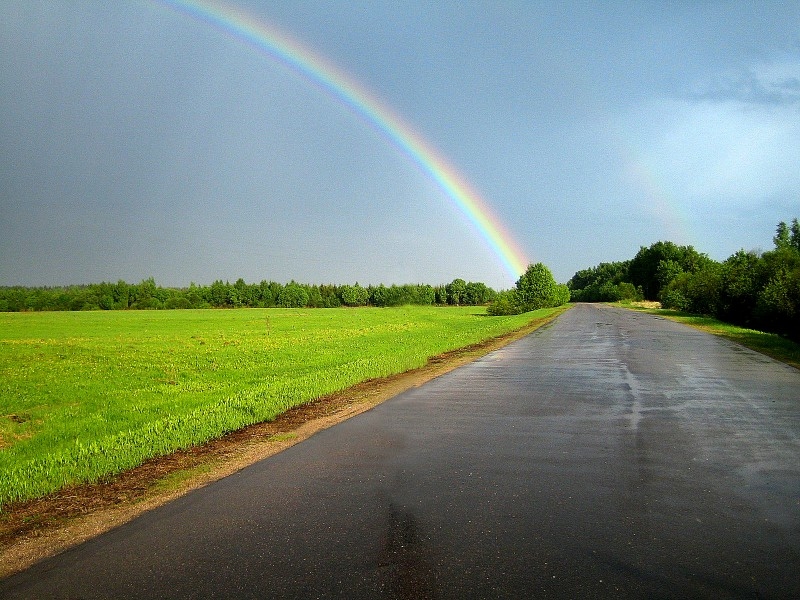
[160, 0, 530, 281]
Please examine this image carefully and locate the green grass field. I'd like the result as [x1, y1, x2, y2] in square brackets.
[0, 306, 560, 508]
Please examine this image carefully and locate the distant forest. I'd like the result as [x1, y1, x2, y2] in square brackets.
[568, 218, 800, 341]
[0, 278, 498, 312]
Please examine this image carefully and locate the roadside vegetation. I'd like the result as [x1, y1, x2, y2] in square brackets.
[0, 305, 562, 509]
[487, 263, 570, 315]
[621, 305, 800, 371]
[568, 218, 800, 342]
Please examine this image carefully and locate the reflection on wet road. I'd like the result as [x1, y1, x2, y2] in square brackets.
[2, 304, 799, 598]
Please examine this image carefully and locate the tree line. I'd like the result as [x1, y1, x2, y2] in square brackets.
[568, 218, 800, 341]
[0, 277, 499, 312]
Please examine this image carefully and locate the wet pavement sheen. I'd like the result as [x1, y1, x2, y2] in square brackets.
[2, 304, 799, 598]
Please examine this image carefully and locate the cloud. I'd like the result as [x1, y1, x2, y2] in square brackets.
[623, 55, 800, 210]
[613, 83, 799, 261]
[691, 58, 800, 106]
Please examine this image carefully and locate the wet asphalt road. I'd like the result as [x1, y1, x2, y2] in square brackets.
[2, 304, 799, 599]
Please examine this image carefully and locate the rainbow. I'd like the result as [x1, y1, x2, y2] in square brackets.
[159, 0, 530, 281]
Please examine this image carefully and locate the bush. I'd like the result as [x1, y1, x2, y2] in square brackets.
[164, 297, 192, 309]
[660, 287, 689, 311]
[486, 292, 522, 315]
[487, 263, 569, 315]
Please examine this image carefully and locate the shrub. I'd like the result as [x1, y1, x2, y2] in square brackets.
[487, 263, 569, 315]
[486, 291, 522, 315]
[164, 297, 192, 310]
[660, 287, 689, 311]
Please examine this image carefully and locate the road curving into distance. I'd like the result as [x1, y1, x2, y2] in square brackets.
[2, 303, 798, 598]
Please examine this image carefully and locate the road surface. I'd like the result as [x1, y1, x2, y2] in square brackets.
[2, 304, 799, 598]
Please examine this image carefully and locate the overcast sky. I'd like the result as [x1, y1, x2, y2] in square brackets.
[2, 1, 798, 289]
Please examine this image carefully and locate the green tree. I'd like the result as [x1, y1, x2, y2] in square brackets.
[687, 263, 723, 315]
[629, 242, 710, 300]
[445, 278, 467, 305]
[568, 261, 633, 302]
[660, 262, 722, 315]
[209, 280, 227, 307]
[234, 278, 258, 307]
[516, 263, 557, 310]
[257, 281, 280, 307]
[464, 281, 494, 305]
[790, 218, 800, 252]
[340, 283, 369, 307]
[131, 278, 161, 309]
[185, 282, 205, 308]
[656, 259, 684, 291]
[113, 280, 130, 309]
[414, 284, 436, 305]
[225, 284, 242, 308]
[753, 245, 800, 338]
[756, 269, 794, 324]
[718, 250, 762, 324]
[98, 293, 114, 310]
[305, 285, 323, 308]
[774, 221, 791, 250]
[164, 296, 192, 309]
[488, 263, 569, 315]
[369, 284, 389, 307]
[276, 282, 309, 308]
[317, 284, 341, 308]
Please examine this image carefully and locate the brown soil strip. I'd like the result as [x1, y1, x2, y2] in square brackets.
[0, 308, 566, 579]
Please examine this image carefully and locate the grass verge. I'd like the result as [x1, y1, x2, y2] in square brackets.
[618, 303, 800, 370]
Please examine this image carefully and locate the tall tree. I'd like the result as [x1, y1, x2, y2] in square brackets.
[515, 263, 557, 310]
[445, 279, 467, 305]
[629, 241, 711, 300]
[774, 221, 791, 250]
[790, 218, 800, 252]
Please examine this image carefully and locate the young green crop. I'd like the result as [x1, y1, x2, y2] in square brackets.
[0, 306, 559, 508]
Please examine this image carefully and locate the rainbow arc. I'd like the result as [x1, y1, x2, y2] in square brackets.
[162, 0, 530, 281]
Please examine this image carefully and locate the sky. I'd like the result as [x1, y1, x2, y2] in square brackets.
[1, 1, 799, 289]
